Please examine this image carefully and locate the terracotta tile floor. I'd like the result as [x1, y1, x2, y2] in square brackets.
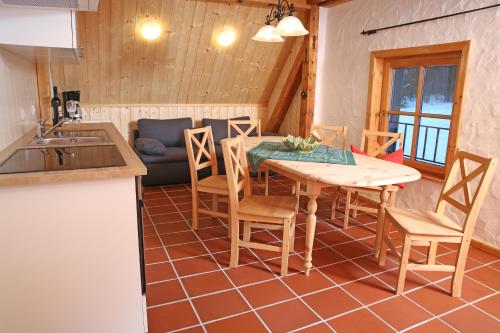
[142, 176, 500, 333]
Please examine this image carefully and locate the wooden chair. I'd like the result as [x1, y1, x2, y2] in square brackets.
[184, 126, 229, 234]
[311, 124, 348, 149]
[221, 136, 299, 276]
[333, 130, 403, 229]
[295, 124, 348, 212]
[378, 151, 497, 296]
[228, 119, 269, 195]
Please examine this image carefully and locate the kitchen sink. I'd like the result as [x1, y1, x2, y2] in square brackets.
[30, 136, 107, 145]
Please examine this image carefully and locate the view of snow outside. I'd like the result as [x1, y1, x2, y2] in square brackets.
[391, 98, 452, 166]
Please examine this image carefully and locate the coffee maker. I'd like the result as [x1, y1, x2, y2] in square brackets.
[62, 90, 82, 121]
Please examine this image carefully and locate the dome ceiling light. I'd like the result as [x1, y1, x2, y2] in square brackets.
[252, 0, 309, 43]
[140, 21, 162, 41]
[217, 28, 237, 47]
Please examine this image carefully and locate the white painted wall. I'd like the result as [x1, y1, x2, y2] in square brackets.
[0, 48, 38, 151]
[315, 0, 500, 247]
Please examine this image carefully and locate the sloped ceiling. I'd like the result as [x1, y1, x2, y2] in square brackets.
[47, 0, 302, 105]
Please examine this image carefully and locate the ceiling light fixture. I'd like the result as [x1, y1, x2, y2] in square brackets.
[140, 21, 162, 41]
[217, 28, 237, 47]
[252, 0, 308, 43]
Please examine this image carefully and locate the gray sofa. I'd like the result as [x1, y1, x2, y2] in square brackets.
[135, 116, 270, 187]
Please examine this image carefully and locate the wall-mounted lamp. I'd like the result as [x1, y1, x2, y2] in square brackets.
[140, 21, 162, 41]
[217, 28, 236, 47]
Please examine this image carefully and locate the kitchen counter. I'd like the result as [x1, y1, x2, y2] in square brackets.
[0, 122, 148, 332]
[0, 122, 146, 187]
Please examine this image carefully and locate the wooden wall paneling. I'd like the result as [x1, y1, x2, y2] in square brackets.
[44, 0, 288, 106]
[201, 0, 311, 10]
[120, 0, 138, 104]
[279, 89, 301, 136]
[187, 2, 222, 103]
[166, 0, 196, 102]
[213, 4, 251, 102]
[299, 4, 319, 137]
[158, 0, 184, 102]
[204, 2, 239, 103]
[262, 37, 304, 130]
[258, 38, 294, 105]
[228, 7, 260, 103]
[265, 41, 305, 132]
[36, 63, 51, 120]
[177, 1, 208, 103]
[194, 3, 229, 103]
[109, 0, 124, 103]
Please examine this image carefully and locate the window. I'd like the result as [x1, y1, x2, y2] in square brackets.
[366, 42, 470, 180]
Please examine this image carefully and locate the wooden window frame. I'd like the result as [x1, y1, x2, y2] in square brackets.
[365, 41, 471, 181]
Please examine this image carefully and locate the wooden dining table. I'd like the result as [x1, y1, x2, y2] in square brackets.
[243, 136, 421, 276]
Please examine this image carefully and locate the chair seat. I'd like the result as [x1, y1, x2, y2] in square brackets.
[197, 175, 228, 192]
[238, 195, 298, 220]
[386, 207, 463, 237]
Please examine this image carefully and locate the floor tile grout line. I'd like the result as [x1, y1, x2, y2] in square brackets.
[163, 185, 275, 333]
[144, 178, 499, 333]
[144, 194, 209, 333]
[291, 238, 400, 332]
[399, 291, 500, 333]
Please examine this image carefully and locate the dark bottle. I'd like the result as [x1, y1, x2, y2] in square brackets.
[51, 86, 62, 124]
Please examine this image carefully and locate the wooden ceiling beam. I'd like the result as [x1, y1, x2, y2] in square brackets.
[299, 3, 318, 137]
[266, 41, 305, 132]
[318, 0, 352, 8]
[198, 0, 311, 10]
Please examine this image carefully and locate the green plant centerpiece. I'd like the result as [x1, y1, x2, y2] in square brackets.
[282, 134, 321, 153]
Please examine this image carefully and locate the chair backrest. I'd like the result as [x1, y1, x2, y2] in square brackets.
[360, 129, 404, 157]
[228, 119, 261, 138]
[311, 124, 348, 149]
[436, 150, 497, 237]
[184, 126, 218, 184]
[221, 137, 252, 212]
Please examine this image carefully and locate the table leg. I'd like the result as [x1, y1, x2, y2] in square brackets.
[375, 185, 390, 259]
[304, 182, 321, 276]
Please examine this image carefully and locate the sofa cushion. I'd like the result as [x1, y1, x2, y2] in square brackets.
[138, 118, 193, 147]
[135, 138, 168, 155]
[140, 147, 188, 164]
[202, 116, 251, 144]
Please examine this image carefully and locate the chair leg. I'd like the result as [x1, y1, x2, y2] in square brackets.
[191, 189, 199, 230]
[352, 192, 358, 218]
[451, 241, 471, 297]
[289, 217, 296, 252]
[229, 215, 240, 268]
[281, 219, 291, 276]
[378, 215, 391, 266]
[331, 188, 340, 222]
[427, 241, 438, 265]
[343, 190, 352, 229]
[396, 234, 412, 295]
[243, 221, 251, 242]
[211, 193, 218, 212]
[227, 202, 231, 238]
[292, 181, 300, 196]
[264, 169, 269, 196]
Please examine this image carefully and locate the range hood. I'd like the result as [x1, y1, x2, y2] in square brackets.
[0, 0, 98, 11]
[0, 4, 87, 63]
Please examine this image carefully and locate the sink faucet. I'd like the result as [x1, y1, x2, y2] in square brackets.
[36, 118, 72, 139]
